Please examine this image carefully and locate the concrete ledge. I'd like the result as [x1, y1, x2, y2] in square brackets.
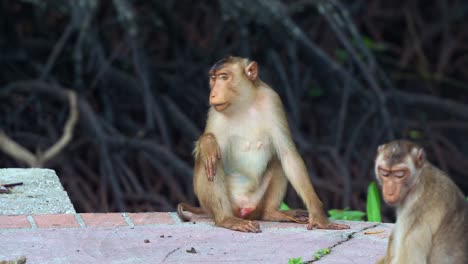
[0, 169, 391, 263]
[0, 168, 76, 215]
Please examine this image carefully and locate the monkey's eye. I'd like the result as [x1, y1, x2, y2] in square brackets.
[219, 74, 229, 81]
[379, 169, 389, 177]
[393, 171, 405, 178]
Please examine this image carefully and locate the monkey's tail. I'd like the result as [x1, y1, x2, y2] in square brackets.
[177, 202, 205, 222]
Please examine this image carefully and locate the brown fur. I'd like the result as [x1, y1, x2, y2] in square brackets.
[375, 140, 468, 264]
[177, 56, 349, 232]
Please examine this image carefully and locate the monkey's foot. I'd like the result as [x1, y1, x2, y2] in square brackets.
[283, 211, 308, 224]
[292, 215, 308, 223]
[260, 210, 308, 224]
[307, 221, 350, 230]
[290, 210, 309, 223]
[218, 217, 261, 233]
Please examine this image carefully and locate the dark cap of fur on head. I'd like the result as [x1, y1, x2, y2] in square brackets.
[209, 56, 248, 73]
[380, 140, 421, 167]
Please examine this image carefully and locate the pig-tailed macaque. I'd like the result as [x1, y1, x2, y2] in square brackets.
[177, 56, 349, 232]
[375, 140, 468, 264]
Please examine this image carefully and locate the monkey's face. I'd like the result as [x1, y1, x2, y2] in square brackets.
[208, 67, 235, 112]
[376, 165, 410, 206]
[375, 140, 425, 206]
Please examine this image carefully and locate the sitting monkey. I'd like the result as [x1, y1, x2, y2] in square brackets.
[178, 56, 349, 232]
[375, 140, 468, 264]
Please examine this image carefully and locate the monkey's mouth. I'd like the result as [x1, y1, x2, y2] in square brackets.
[212, 103, 229, 111]
[383, 196, 400, 206]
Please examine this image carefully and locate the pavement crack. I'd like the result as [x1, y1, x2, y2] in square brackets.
[305, 223, 381, 263]
[329, 223, 381, 250]
[162, 247, 180, 262]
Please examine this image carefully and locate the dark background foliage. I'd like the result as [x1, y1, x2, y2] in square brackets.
[1, 0, 467, 221]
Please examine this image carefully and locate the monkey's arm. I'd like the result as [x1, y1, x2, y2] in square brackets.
[392, 223, 432, 264]
[267, 94, 349, 230]
[194, 133, 221, 181]
[375, 232, 393, 264]
[375, 257, 385, 264]
[271, 132, 329, 228]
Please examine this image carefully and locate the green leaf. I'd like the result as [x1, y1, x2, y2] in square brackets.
[328, 208, 365, 221]
[308, 86, 324, 98]
[288, 257, 303, 264]
[361, 36, 387, 51]
[313, 248, 330, 260]
[366, 182, 382, 222]
[335, 49, 349, 62]
[280, 202, 290, 211]
[408, 130, 423, 139]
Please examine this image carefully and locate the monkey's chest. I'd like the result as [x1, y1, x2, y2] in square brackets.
[222, 135, 273, 178]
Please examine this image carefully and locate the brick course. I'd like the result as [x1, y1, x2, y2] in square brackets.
[0, 215, 30, 229]
[33, 214, 80, 228]
[0, 213, 186, 229]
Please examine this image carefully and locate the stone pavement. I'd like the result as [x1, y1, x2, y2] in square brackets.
[0, 169, 390, 263]
[0, 212, 391, 264]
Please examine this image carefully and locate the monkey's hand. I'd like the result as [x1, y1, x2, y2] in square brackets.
[199, 133, 222, 181]
[307, 215, 350, 230]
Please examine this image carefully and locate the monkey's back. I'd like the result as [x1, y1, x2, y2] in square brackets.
[425, 165, 468, 264]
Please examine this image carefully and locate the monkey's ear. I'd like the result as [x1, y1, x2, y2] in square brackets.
[417, 148, 425, 161]
[413, 147, 425, 167]
[245, 61, 258, 81]
[377, 144, 385, 153]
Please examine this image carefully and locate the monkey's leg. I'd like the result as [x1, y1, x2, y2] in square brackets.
[193, 159, 261, 233]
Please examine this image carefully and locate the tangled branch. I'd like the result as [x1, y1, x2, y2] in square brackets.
[0, 89, 78, 167]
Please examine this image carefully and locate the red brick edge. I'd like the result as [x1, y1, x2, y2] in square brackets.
[0, 212, 175, 229]
[0, 212, 327, 230]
